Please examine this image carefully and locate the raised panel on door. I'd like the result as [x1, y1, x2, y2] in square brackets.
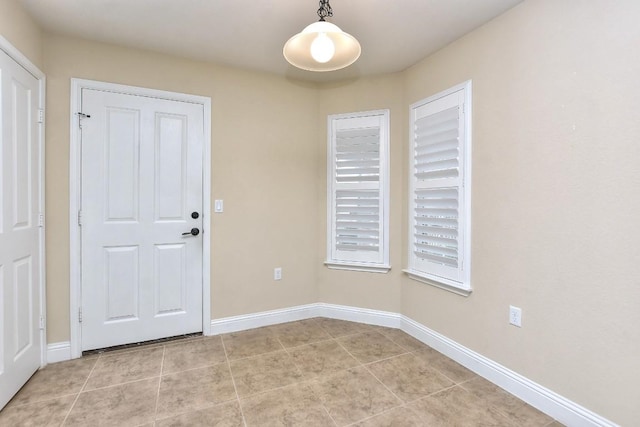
[154, 244, 186, 316]
[103, 246, 139, 322]
[11, 79, 31, 230]
[155, 113, 187, 222]
[13, 256, 33, 359]
[105, 108, 140, 222]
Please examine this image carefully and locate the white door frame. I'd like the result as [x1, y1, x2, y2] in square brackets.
[0, 36, 47, 366]
[69, 79, 211, 359]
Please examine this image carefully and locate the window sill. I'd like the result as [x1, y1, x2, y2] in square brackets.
[325, 261, 391, 274]
[403, 269, 472, 297]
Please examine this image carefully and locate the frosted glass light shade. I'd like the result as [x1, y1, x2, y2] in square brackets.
[283, 21, 361, 72]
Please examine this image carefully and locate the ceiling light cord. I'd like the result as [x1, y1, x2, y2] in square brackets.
[317, 0, 333, 21]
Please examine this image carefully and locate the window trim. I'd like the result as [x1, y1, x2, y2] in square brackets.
[325, 109, 390, 274]
[405, 81, 472, 294]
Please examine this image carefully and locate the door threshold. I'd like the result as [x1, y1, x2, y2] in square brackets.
[82, 332, 203, 356]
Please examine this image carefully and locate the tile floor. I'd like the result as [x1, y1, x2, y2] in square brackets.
[0, 318, 564, 426]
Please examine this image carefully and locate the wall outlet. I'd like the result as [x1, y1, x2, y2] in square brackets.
[509, 305, 522, 327]
[274, 267, 282, 281]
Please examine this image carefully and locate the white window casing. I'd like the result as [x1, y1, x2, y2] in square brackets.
[326, 110, 390, 273]
[405, 82, 472, 295]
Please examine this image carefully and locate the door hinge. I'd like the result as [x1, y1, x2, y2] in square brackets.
[38, 109, 44, 124]
[77, 112, 91, 129]
[39, 316, 45, 330]
[38, 213, 44, 227]
[78, 210, 82, 226]
[78, 307, 83, 323]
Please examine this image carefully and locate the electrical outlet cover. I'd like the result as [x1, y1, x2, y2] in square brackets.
[509, 305, 522, 327]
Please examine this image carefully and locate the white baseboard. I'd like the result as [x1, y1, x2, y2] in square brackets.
[400, 316, 617, 427]
[46, 341, 71, 364]
[211, 303, 617, 427]
[210, 304, 319, 335]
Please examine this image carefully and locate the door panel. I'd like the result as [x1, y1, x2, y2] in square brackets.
[154, 243, 186, 315]
[104, 246, 139, 321]
[81, 89, 203, 351]
[105, 108, 139, 222]
[155, 113, 187, 221]
[0, 48, 42, 410]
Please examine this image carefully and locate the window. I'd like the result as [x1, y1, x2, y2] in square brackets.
[326, 110, 390, 273]
[406, 81, 472, 295]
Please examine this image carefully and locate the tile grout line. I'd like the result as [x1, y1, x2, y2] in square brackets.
[59, 356, 100, 426]
[409, 347, 477, 386]
[220, 335, 248, 427]
[152, 345, 166, 424]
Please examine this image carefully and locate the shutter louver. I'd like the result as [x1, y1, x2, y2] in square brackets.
[336, 128, 380, 183]
[336, 190, 379, 252]
[414, 188, 459, 267]
[414, 106, 459, 181]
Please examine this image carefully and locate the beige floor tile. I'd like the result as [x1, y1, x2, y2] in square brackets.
[352, 406, 426, 427]
[156, 364, 236, 420]
[241, 382, 334, 427]
[270, 319, 332, 348]
[546, 421, 566, 426]
[0, 394, 75, 426]
[313, 317, 368, 338]
[155, 400, 244, 427]
[222, 327, 282, 360]
[367, 353, 454, 402]
[377, 329, 427, 352]
[461, 377, 553, 426]
[1, 319, 557, 426]
[311, 366, 401, 426]
[7, 357, 97, 406]
[163, 336, 227, 374]
[230, 350, 303, 397]
[408, 385, 514, 426]
[289, 339, 359, 379]
[414, 346, 476, 383]
[337, 331, 405, 364]
[64, 377, 159, 427]
[84, 347, 164, 390]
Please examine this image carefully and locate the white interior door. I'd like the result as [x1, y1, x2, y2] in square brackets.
[0, 48, 42, 409]
[80, 89, 204, 351]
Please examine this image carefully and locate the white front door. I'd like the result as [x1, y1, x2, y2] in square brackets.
[80, 88, 204, 351]
[0, 48, 43, 409]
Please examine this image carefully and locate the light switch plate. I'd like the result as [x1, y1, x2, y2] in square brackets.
[214, 200, 224, 213]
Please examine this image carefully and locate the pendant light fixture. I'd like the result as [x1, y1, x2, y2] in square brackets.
[283, 0, 361, 72]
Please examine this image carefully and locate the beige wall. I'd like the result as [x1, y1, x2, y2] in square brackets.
[42, 34, 321, 343]
[0, 0, 43, 68]
[398, 1, 640, 425]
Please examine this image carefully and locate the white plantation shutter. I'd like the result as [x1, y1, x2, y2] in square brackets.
[408, 82, 471, 292]
[326, 110, 390, 272]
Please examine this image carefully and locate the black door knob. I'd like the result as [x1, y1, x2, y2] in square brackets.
[182, 228, 200, 236]
[191, 212, 199, 219]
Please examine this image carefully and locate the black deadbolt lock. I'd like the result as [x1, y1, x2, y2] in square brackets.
[191, 212, 199, 219]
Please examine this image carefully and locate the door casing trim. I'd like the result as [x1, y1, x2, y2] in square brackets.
[69, 78, 212, 358]
[0, 35, 47, 367]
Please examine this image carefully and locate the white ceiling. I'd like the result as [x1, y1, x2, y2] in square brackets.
[22, 0, 523, 82]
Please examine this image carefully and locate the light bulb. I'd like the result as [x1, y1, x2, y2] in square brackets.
[310, 33, 335, 63]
